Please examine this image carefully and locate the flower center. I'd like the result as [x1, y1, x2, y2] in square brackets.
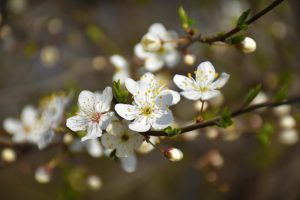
[199, 87, 208, 92]
[91, 112, 102, 123]
[121, 134, 129, 141]
[142, 106, 153, 116]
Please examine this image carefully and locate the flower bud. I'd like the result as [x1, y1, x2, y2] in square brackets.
[63, 133, 74, 144]
[279, 128, 298, 145]
[141, 33, 162, 52]
[184, 54, 196, 65]
[236, 37, 256, 53]
[164, 148, 183, 162]
[35, 166, 52, 184]
[86, 175, 103, 191]
[279, 115, 296, 129]
[1, 148, 16, 163]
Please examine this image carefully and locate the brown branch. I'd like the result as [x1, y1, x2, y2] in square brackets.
[146, 95, 300, 136]
[181, 0, 285, 48]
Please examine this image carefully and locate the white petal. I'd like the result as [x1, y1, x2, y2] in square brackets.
[99, 112, 114, 130]
[21, 105, 38, 128]
[210, 72, 230, 89]
[110, 54, 129, 69]
[116, 143, 135, 157]
[144, 56, 164, 72]
[180, 90, 202, 101]
[201, 90, 221, 101]
[106, 120, 124, 135]
[81, 123, 102, 141]
[148, 23, 167, 36]
[134, 44, 149, 59]
[129, 118, 151, 132]
[139, 72, 155, 85]
[160, 89, 180, 105]
[164, 50, 180, 67]
[173, 75, 196, 91]
[78, 90, 96, 113]
[113, 70, 130, 84]
[84, 139, 103, 158]
[155, 93, 173, 110]
[115, 104, 139, 120]
[120, 154, 137, 173]
[125, 78, 140, 96]
[37, 130, 54, 150]
[196, 61, 216, 85]
[66, 115, 88, 131]
[152, 110, 173, 130]
[101, 133, 120, 149]
[3, 118, 23, 134]
[96, 86, 113, 112]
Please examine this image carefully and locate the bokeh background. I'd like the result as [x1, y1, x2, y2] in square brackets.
[1, 0, 300, 199]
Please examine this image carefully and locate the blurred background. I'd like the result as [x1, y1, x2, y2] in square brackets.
[1, 0, 300, 199]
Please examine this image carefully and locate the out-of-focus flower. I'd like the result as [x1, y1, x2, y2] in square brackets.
[86, 175, 103, 190]
[47, 18, 63, 34]
[174, 61, 230, 101]
[69, 139, 103, 158]
[63, 133, 74, 144]
[273, 105, 291, 116]
[205, 127, 219, 139]
[279, 115, 296, 129]
[101, 120, 144, 157]
[184, 54, 196, 66]
[110, 55, 130, 84]
[120, 154, 138, 173]
[279, 128, 298, 145]
[236, 37, 256, 53]
[115, 73, 180, 132]
[194, 100, 208, 112]
[40, 45, 60, 67]
[7, 0, 27, 14]
[92, 56, 107, 71]
[164, 148, 183, 162]
[1, 148, 16, 163]
[35, 166, 51, 184]
[137, 136, 160, 154]
[66, 87, 114, 141]
[134, 23, 180, 72]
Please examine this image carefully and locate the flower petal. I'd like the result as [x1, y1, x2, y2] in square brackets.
[160, 89, 180, 105]
[144, 56, 164, 72]
[180, 90, 202, 101]
[196, 61, 216, 85]
[21, 105, 38, 128]
[106, 120, 124, 135]
[155, 93, 173, 110]
[110, 55, 129, 69]
[99, 111, 114, 130]
[148, 23, 167, 36]
[120, 154, 137, 173]
[210, 72, 230, 89]
[101, 133, 120, 149]
[152, 110, 173, 130]
[115, 104, 139, 120]
[3, 118, 23, 134]
[134, 44, 149, 59]
[37, 130, 54, 150]
[139, 72, 155, 85]
[78, 90, 95, 114]
[84, 139, 103, 158]
[125, 78, 140, 96]
[129, 118, 151, 132]
[95, 86, 113, 112]
[164, 50, 180, 67]
[116, 143, 135, 157]
[173, 74, 196, 91]
[81, 123, 102, 141]
[201, 90, 221, 101]
[66, 115, 88, 131]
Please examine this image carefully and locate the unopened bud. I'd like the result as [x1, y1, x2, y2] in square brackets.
[86, 175, 103, 191]
[236, 37, 256, 53]
[184, 54, 196, 65]
[35, 166, 51, 184]
[1, 148, 16, 163]
[141, 33, 162, 52]
[279, 115, 296, 129]
[164, 148, 183, 162]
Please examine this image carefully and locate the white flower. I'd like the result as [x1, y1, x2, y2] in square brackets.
[101, 120, 144, 157]
[66, 87, 114, 141]
[134, 23, 180, 72]
[115, 72, 180, 132]
[236, 37, 256, 53]
[110, 54, 130, 84]
[164, 148, 183, 162]
[70, 139, 103, 158]
[137, 136, 160, 154]
[173, 61, 230, 101]
[120, 154, 137, 173]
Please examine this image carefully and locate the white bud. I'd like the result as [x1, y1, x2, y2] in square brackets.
[236, 37, 256, 53]
[273, 105, 291, 116]
[279, 115, 296, 129]
[1, 148, 16, 163]
[63, 133, 74, 144]
[141, 33, 162, 52]
[164, 148, 183, 162]
[279, 128, 298, 145]
[40, 45, 60, 67]
[35, 166, 51, 184]
[86, 175, 103, 191]
[184, 54, 196, 65]
[194, 100, 208, 112]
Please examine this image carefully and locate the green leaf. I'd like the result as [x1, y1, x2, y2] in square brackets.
[113, 80, 128, 103]
[218, 108, 233, 128]
[242, 84, 262, 107]
[237, 9, 251, 27]
[257, 123, 274, 145]
[109, 149, 118, 161]
[164, 126, 182, 137]
[178, 6, 194, 30]
[228, 35, 245, 45]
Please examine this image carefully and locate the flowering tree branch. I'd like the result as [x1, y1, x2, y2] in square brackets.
[146, 95, 300, 136]
[181, 0, 285, 48]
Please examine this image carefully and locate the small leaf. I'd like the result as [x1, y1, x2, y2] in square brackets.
[237, 9, 251, 27]
[109, 149, 118, 161]
[113, 80, 129, 103]
[178, 6, 194, 30]
[164, 126, 182, 137]
[242, 84, 262, 107]
[257, 123, 274, 145]
[218, 108, 233, 128]
[228, 35, 245, 45]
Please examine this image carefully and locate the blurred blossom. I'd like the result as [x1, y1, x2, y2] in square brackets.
[7, 0, 27, 14]
[273, 105, 292, 116]
[69, 139, 103, 158]
[206, 171, 217, 183]
[40, 45, 60, 68]
[251, 92, 268, 112]
[184, 54, 196, 66]
[92, 56, 107, 71]
[279, 115, 296, 129]
[209, 93, 224, 107]
[110, 55, 130, 84]
[137, 136, 159, 154]
[194, 100, 208, 112]
[63, 133, 74, 144]
[86, 175, 103, 190]
[279, 128, 298, 145]
[222, 123, 240, 141]
[248, 114, 263, 130]
[182, 130, 199, 141]
[205, 127, 219, 139]
[134, 23, 180, 72]
[47, 18, 63, 34]
[270, 21, 287, 39]
[35, 166, 51, 184]
[197, 149, 224, 169]
[1, 148, 16, 163]
[120, 154, 138, 173]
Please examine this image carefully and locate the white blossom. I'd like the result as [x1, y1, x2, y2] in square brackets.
[236, 37, 256, 53]
[173, 61, 230, 101]
[115, 72, 180, 132]
[120, 154, 138, 173]
[134, 23, 180, 72]
[66, 87, 114, 141]
[101, 120, 144, 157]
[110, 54, 130, 84]
[164, 148, 183, 162]
[69, 139, 103, 158]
